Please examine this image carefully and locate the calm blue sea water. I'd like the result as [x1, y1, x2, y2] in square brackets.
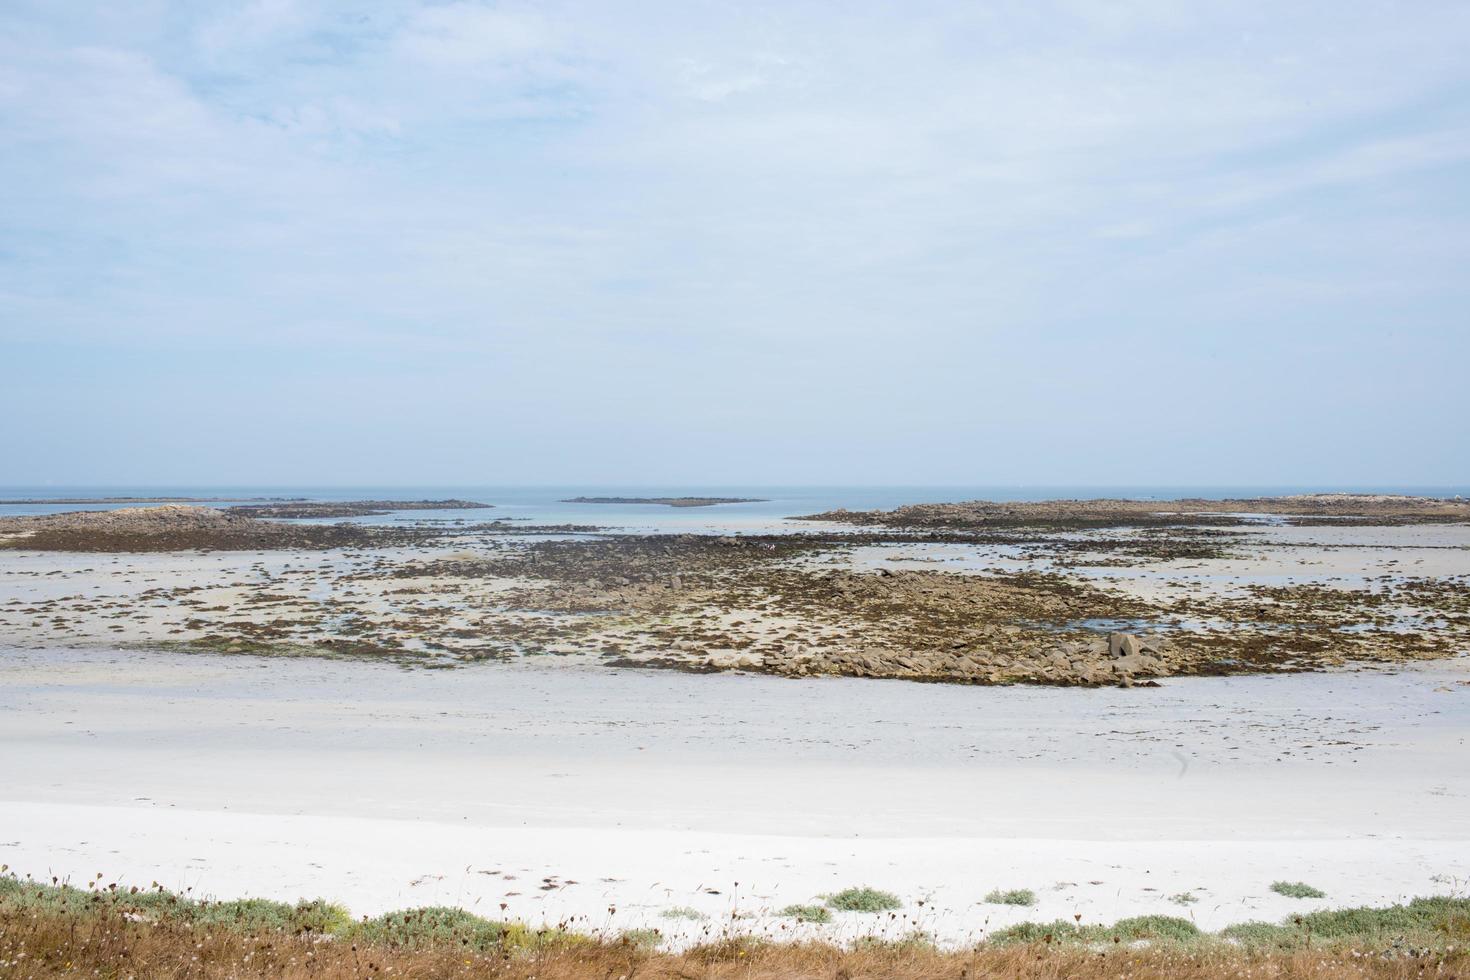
[1, 485, 1466, 533]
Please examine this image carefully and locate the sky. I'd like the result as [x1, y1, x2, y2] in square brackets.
[2, 1, 1468, 487]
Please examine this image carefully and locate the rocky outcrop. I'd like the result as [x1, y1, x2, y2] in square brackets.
[704, 630, 1175, 687]
[797, 495, 1470, 530]
[226, 500, 492, 519]
[0, 505, 420, 552]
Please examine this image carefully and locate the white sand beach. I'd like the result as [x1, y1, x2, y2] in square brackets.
[2, 646, 1466, 947]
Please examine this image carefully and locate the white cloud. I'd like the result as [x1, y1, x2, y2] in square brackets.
[394, 3, 552, 68]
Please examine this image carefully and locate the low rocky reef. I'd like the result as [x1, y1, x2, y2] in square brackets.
[707, 629, 1177, 687]
[368, 533, 1465, 685]
[0, 505, 435, 552]
[799, 493, 1470, 530]
[224, 499, 493, 519]
[4, 500, 1467, 687]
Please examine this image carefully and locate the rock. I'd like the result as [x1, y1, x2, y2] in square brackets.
[1113, 652, 1162, 676]
[1108, 632, 1143, 658]
[1076, 662, 1114, 685]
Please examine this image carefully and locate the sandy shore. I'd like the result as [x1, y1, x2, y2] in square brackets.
[2, 647, 1466, 946]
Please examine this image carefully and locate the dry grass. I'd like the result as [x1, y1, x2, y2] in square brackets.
[2, 904, 1465, 979]
[3, 883, 1468, 980]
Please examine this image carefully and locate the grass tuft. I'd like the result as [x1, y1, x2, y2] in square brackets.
[352, 906, 528, 951]
[1272, 881, 1327, 899]
[992, 916, 1199, 947]
[985, 888, 1038, 907]
[825, 887, 902, 912]
[1224, 897, 1470, 950]
[660, 905, 708, 921]
[781, 903, 833, 923]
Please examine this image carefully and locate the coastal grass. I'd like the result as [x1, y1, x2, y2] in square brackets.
[1273, 881, 1329, 899]
[990, 899, 1470, 952]
[825, 886, 903, 912]
[780, 903, 833, 923]
[3, 877, 1470, 979]
[985, 888, 1038, 907]
[660, 905, 707, 921]
[990, 914, 1202, 947]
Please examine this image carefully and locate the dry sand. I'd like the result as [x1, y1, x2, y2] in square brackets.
[2, 647, 1466, 947]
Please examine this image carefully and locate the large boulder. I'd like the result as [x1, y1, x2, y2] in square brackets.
[1108, 632, 1143, 658]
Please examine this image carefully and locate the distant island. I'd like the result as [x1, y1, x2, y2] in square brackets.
[561, 496, 767, 508]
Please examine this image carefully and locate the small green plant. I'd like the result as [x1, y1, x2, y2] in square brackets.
[1271, 881, 1326, 899]
[780, 903, 832, 923]
[619, 928, 663, 949]
[660, 905, 707, 921]
[984, 888, 1037, 907]
[1170, 891, 1199, 905]
[353, 907, 527, 951]
[1106, 915, 1202, 943]
[825, 887, 902, 913]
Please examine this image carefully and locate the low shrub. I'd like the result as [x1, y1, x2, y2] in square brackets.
[826, 887, 902, 912]
[985, 888, 1037, 906]
[352, 906, 526, 951]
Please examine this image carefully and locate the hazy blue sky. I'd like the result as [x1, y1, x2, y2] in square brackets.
[2, 1, 1467, 486]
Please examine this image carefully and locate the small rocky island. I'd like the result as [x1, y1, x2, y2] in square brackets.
[561, 496, 766, 507]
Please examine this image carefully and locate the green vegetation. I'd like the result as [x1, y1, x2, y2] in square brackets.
[825, 887, 902, 912]
[660, 905, 708, 921]
[1271, 880, 1327, 899]
[780, 903, 833, 923]
[354, 906, 535, 951]
[1222, 897, 1470, 950]
[0, 876, 556, 952]
[990, 899, 1470, 951]
[984, 888, 1037, 907]
[5, 874, 1468, 966]
[991, 915, 1200, 946]
[0, 874, 351, 935]
[1170, 892, 1199, 905]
